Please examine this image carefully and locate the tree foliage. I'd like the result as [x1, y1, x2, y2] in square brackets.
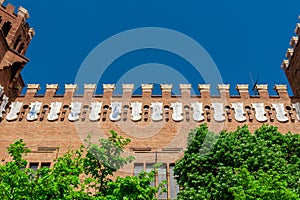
[174, 124, 300, 200]
[0, 131, 163, 200]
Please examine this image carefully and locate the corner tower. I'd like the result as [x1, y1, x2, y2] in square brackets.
[0, 0, 34, 101]
[282, 17, 300, 97]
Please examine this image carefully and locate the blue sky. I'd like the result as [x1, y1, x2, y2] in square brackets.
[6, 0, 300, 95]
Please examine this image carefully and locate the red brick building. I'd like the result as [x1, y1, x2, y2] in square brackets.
[0, 2, 300, 199]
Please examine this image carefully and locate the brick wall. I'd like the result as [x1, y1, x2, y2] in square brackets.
[0, 83, 299, 164]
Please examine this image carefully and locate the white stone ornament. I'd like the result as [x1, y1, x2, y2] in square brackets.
[68, 102, 82, 121]
[151, 102, 163, 121]
[171, 102, 183, 121]
[0, 85, 3, 98]
[131, 102, 142, 121]
[232, 102, 247, 122]
[212, 102, 225, 122]
[47, 102, 62, 121]
[27, 101, 42, 121]
[110, 102, 122, 121]
[272, 103, 289, 122]
[292, 102, 300, 121]
[191, 102, 204, 122]
[0, 95, 9, 118]
[89, 102, 102, 121]
[252, 103, 268, 122]
[6, 102, 23, 121]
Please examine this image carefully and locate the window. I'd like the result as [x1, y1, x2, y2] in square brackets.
[134, 163, 143, 176]
[2, 21, 11, 37]
[146, 163, 156, 187]
[41, 162, 51, 168]
[169, 164, 179, 199]
[157, 164, 167, 199]
[29, 162, 38, 171]
[134, 162, 179, 199]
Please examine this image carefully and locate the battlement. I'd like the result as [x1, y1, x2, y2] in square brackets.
[0, 1, 34, 54]
[16, 83, 292, 98]
[0, 1, 29, 19]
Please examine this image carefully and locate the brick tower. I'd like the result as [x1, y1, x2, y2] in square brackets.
[0, 0, 34, 101]
[282, 19, 300, 97]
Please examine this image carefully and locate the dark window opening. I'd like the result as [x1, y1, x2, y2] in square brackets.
[29, 162, 39, 171]
[2, 21, 12, 37]
[204, 105, 210, 110]
[42, 105, 49, 112]
[22, 105, 29, 110]
[103, 105, 109, 110]
[286, 106, 292, 111]
[265, 106, 271, 111]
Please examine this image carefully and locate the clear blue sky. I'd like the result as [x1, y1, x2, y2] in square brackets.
[6, 0, 300, 95]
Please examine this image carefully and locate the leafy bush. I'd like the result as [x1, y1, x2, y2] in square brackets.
[174, 124, 300, 200]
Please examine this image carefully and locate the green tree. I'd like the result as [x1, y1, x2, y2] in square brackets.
[174, 124, 300, 200]
[0, 131, 164, 200]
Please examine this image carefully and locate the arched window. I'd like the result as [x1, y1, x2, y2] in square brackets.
[2, 21, 12, 37]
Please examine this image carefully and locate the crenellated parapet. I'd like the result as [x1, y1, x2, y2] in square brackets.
[0, 83, 299, 126]
[0, 1, 34, 53]
[9, 83, 292, 98]
[0, 0, 35, 47]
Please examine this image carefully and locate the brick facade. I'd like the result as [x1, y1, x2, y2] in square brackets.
[0, 2, 300, 199]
